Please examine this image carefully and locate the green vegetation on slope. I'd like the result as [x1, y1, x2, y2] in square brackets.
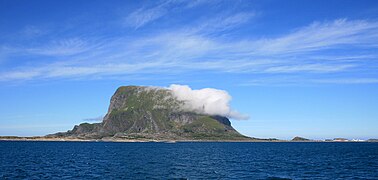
[51, 85, 251, 141]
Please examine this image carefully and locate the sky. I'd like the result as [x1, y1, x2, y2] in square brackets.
[1, 0, 378, 140]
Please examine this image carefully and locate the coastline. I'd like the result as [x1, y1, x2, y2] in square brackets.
[0, 136, 376, 143]
[0, 136, 277, 142]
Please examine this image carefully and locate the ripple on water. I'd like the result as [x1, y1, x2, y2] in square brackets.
[0, 142, 377, 179]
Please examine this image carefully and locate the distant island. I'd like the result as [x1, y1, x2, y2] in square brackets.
[0, 86, 376, 142]
[291, 136, 311, 141]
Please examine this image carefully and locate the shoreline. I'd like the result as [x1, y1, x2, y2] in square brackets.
[0, 137, 376, 143]
[0, 137, 278, 142]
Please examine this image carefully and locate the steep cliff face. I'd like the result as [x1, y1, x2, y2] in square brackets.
[50, 86, 250, 140]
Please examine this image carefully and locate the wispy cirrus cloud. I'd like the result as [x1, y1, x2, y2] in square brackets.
[263, 64, 356, 73]
[1, 37, 102, 59]
[1, 16, 378, 84]
[185, 0, 216, 8]
[313, 78, 378, 84]
[190, 12, 256, 34]
[254, 19, 378, 55]
[124, 0, 212, 29]
[123, 0, 231, 29]
[241, 77, 378, 86]
[124, 5, 167, 29]
[26, 38, 97, 56]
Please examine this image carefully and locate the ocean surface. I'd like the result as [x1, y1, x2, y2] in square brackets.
[0, 141, 377, 179]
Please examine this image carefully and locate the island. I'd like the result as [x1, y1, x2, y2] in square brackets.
[0, 86, 376, 142]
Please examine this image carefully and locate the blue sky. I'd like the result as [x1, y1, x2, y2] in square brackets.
[1, 0, 378, 140]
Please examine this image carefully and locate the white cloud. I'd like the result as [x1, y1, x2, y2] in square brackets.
[124, 0, 192, 29]
[168, 84, 249, 120]
[0, 61, 167, 81]
[255, 19, 378, 54]
[1, 19, 378, 84]
[191, 12, 256, 34]
[264, 64, 356, 73]
[123, 0, 246, 30]
[240, 77, 378, 86]
[1, 70, 41, 80]
[27, 38, 93, 56]
[125, 6, 166, 29]
[312, 78, 378, 84]
[185, 0, 215, 8]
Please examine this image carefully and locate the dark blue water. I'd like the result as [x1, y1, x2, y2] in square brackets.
[0, 141, 377, 179]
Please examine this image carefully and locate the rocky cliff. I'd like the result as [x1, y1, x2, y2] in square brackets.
[49, 86, 251, 141]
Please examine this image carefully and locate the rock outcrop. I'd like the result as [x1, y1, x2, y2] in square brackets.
[49, 86, 251, 141]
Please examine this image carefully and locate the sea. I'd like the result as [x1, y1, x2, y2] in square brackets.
[0, 141, 377, 179]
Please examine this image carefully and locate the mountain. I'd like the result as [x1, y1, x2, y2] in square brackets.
[49, 86, 252, 141]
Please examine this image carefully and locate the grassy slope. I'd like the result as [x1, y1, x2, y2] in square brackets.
[60, 86, 252, 140]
